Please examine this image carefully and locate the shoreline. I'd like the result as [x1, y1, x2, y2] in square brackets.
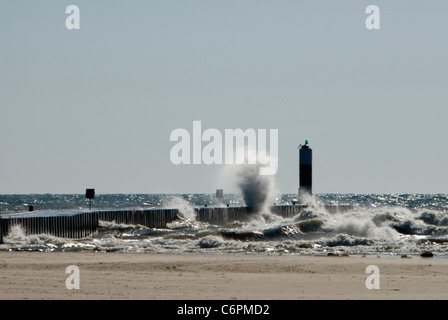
[1, 251, 447, 300]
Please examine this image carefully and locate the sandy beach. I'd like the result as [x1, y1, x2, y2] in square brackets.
[0, 251, 447, 300]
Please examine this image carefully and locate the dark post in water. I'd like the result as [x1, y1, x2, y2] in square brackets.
[86, 188, 95, 211]
[299, 140, 312, 202]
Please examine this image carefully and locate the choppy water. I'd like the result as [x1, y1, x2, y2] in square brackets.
[1, 193, 448, 257]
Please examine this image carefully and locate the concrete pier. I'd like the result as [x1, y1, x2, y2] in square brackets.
[0, 204, 353, 244]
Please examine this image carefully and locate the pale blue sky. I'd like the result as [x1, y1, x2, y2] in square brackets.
[1, 1, 447, 194]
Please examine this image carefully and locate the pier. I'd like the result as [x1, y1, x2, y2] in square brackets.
[0, 211, 99, 244]
[0, 204, 353, 244]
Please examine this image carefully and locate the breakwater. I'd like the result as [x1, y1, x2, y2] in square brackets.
[0, 204, 353, 243]
[96, 209, 179, 228]
[0, 212, 99, 244]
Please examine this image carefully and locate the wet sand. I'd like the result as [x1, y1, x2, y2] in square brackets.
[0, 251, 447, 300]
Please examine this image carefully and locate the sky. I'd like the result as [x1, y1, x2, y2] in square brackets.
[1, 1, 447, 195]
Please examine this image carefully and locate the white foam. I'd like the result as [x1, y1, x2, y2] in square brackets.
[165, 196, 196, 220]
[198, 235, 223, 248]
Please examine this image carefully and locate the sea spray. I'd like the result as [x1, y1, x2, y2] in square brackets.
[236, 164, 275, 214]
[296, 192, 327, 212]
[2, 225, 67, 251]
[3, 225, 29, 243]
[333, 217, 399, 239]
[291, 204, 402, 240]
[214, 143, 279, 217]
[165, 196, 196, 220]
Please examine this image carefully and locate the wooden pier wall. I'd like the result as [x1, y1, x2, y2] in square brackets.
[96, 209, 179, 228]
[0, 212, 99, 243]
